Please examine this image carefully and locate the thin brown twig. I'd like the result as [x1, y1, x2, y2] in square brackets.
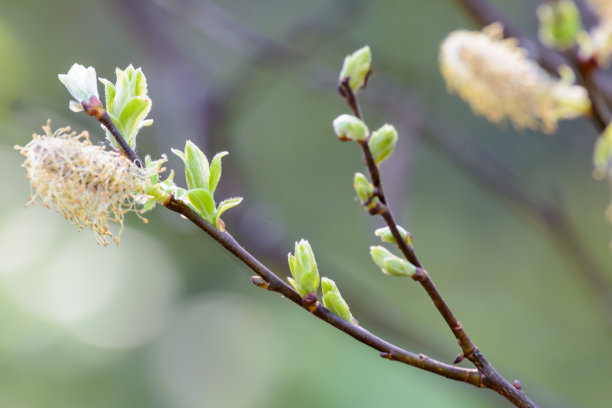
[81, 96, 144, 167]
[154, 0, 611, 316]
[339, 81, 538, 408]
[90, 105, 493, 393]
[421, 120, 612, 326]
[570, 52, 611, 131]
[163, 196, 484, 385]
[103, 0, 604, 402]
[152, 0, 612, 316]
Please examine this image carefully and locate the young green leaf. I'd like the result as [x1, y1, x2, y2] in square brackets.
[141, 197, 157, 213]
[171, 147, 186, 162]
[215, 197, 243, 220]
[118, 96, 152, 146]
[99, 65, 152, 150]
[112, 67, 133, 112]
[185, 141, 210, 190]
[173, 187, 188, 200]
[209, 151, 228, 195]
[99, 78, 116, 114]
[186, 188, 215, 218]
[321, 277, 354, 324]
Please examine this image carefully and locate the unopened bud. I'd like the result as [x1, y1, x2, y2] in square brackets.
[99, 65, 153, 149]
[354, 172, 374, 203]
[338, 45, 372, 92]
[537, 0, 581, 49]
[369, 246, 416, 277]
[321, 277, 355, 324]
[333, 114, 369, 142]
[368, 124, 398, 165]
[288, 239, 320, 297]
[374, 226, 413, 247]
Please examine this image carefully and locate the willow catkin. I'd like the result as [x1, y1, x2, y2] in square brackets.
[439, 23, 590, 133]
[15, 123, 151, 245]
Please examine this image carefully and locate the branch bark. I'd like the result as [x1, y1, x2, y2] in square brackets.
[89, 81, 536, 406]
[339, 82, 539, 408]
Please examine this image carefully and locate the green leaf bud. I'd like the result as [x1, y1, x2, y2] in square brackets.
[374, 226, 413, 247]
[537, 0, 581, 50]
[171, 141, 241, 230]
[142, 154, 171, 207]
[333, 114, 369, 142]
[339, 45, 372, 92]
[99, 65, 153, 149]
[287, 239, 320, 297]
[368, 124, 398, 165]
[353, 172, 374, 203]
[321, 277, 355, 324]
[369, 246, 416, 277]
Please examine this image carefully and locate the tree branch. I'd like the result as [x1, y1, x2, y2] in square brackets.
[151, 0, 612, 321]
[339, 83, 539, 408]
[91, 108, 489, 391]
[163, 195, 485, 384]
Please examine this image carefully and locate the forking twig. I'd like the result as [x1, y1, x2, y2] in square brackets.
[339, 80, 538, 408]
[150, 0, 612, 316]
[85, 66, 538, 406]
[89, 111, 486, 380]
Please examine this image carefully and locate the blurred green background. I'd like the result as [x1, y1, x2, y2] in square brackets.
[1, 0, 611, 407]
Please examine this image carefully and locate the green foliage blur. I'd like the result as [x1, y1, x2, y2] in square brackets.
[1, 0, 610, 407]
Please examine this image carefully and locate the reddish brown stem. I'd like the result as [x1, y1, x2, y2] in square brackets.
[163, 196, 483, 385]
[90, 56, 538, 408]
[340, 81, 538, 408]
[89, 109, 493, 395]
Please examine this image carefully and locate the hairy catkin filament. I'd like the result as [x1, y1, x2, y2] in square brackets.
[15, 122, 151, 245]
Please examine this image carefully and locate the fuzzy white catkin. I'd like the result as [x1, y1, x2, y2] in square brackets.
[439, 23, 590, 133]
[15, 123, 151, 245]
[587, 0, 612, 20]
[582, 0, 612, 67]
